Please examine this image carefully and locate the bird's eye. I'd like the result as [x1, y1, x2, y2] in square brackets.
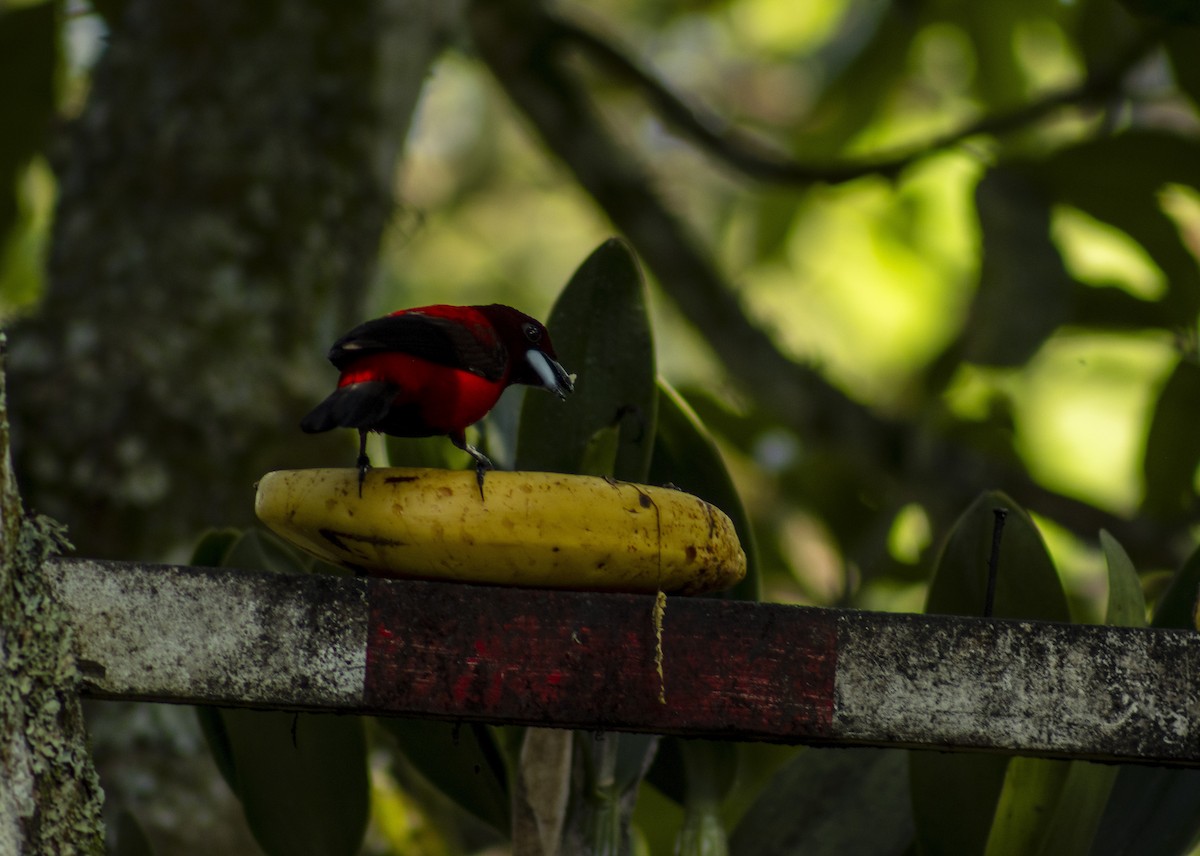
[523, 323, 542, 343]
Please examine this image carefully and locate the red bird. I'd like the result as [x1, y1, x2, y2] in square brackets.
[301, 304, 574, 494]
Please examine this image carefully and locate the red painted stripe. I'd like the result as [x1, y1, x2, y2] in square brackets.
[363, 579, 837, 739]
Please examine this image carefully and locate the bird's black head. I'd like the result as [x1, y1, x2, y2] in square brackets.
[477, 304, 574, 398]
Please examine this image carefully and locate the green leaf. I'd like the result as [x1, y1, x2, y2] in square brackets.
[218, 709, 369, 856]
[792, 2, 920, 157]
[963, 168, 1072, 366]
[1100, 530, 1147, 628]
[1142, 358, 1200, 518]
[1165, 26, 1200, 111]
[984, 757, 1072, 856]
[579, 423, 621, 478]
[994, 532, 1146, 856]
[222, 527, 312, 576]
[1033, 761, 1119, 856]
[729, 749, 912, 856]
[912, 492, 1070, 856]
[1119, 0, 1200, 24]
[575, 732, 661, 856]
[649, 380, 760, 601]
[516, 238, 657, 482]
[193, 529, 370, 856]
[196, 705, 238, 795]
[675, 740, 738, 856]
[924, 491, 1070, 622]
[945, 1, 1050, 109]
[0, 2, 56, 243]
[1151, 538, 1200, 630]
[1091, 542, 1200, 855]
[1020, 132, 1200, 322]
[749, 189, 801, 263]
[647, 737, 738, 808]
[1090, 762, 1200, 856]
[375, 718, 511, 835]
[189, 528, 242, 568]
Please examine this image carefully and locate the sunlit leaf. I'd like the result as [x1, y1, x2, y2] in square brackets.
[943, 2, 1044, 108]
[517, 238, 657, 482]
[1020, 132, 1200, 323]
[1142, 357, 1200, 518]
[984, 757, 1071, 856]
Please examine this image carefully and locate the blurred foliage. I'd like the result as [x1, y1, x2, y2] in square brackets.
[9, 0, 1200, 852]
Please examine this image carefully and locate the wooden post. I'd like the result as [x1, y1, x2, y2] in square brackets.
[48, 557, 1200, 765]
[0, 338, 105, 852]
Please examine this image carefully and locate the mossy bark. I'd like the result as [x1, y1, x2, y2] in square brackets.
[0, 332, 106, 853]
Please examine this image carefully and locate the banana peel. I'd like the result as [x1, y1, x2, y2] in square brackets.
[255, 468, 746, 595]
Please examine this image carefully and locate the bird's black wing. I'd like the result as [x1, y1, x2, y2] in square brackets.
[327, 312, 508, 381]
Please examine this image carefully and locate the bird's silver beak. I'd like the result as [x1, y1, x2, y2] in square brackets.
[526, 350, 575, 400]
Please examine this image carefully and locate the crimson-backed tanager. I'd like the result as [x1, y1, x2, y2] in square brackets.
[301, 304, 574, 494]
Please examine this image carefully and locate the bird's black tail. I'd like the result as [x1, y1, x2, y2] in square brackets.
[300, 381, 394, 433]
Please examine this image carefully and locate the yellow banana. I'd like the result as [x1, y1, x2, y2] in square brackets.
[255, 468, 745, 595]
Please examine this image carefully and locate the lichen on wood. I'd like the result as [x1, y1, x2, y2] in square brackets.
[0, 332, 105, 853]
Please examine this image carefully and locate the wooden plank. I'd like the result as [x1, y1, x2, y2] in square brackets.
[45, 558, 368, 707]
[835, 612, 1198, 763]
[46, 558, 1200, 764]
[363, 577, 837, 738]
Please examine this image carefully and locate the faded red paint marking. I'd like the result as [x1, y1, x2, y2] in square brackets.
[451, 672, 473, 706]
[363, 578, 838, 739]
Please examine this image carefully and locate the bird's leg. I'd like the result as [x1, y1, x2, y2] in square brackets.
[451, 431, 493, 501]
[356, 429, 371, 498]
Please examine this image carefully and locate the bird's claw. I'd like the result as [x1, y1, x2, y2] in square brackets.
[475, 457, 493, 502]
[356, 453, 370, 498]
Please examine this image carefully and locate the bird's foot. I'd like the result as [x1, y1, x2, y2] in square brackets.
[356, 452, 371, 498]
[474, 455, 494, 502]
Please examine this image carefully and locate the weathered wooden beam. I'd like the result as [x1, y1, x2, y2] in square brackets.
[46, 558, 1200, 764]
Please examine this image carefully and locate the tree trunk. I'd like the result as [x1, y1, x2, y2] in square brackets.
[0, 332, 106, 853]
[8, 0, 456, 559]
[4, 2, 457, 849]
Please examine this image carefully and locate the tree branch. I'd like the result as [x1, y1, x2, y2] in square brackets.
[469, 0, 1192, 567]
[549, 12, 1163, 185]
